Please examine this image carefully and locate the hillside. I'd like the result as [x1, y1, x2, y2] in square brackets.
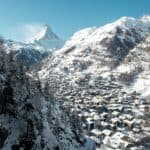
[0, 41, 84, 150]
[36, 16, 150, 149]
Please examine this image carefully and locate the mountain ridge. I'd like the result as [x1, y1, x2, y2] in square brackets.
[2, 25, 65, 68]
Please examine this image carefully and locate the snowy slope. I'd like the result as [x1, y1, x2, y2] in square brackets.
[57, 16, 150, 53]
[35, 16, 150, 149]
[38, 15, 150, 96]
[0, 42, 84, 150]
[3, 40, 47, 68]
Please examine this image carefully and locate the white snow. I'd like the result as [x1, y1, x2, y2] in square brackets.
[57, 15, 150, 55]
[133, 76, 150, 97]
[40, 16, 150, 99]
[26, 24, 64, 51]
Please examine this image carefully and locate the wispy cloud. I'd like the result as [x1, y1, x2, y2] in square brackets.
[21, 23, 44, 42]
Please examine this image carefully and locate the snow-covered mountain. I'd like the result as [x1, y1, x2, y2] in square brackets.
[3, 40, 47, 68]
[36, 16, 150, 149]
[0, 41, 84, 150]
[27, 24, 64, 51]
[3, 25, 64, 68]
[0, 15, 150, 150]
[38, 16, 150, 97]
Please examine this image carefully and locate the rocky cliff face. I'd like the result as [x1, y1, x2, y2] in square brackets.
[0, 42, 84, 150]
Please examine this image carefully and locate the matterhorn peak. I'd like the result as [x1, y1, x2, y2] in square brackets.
[27, 24, 64, 51]
[30, 24, 60, 43]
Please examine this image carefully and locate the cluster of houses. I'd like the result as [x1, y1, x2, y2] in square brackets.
[80, 93, 149, 150]
[56, 75, 150, 149]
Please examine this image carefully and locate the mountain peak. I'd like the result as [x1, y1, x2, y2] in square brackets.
[27, 24, 64, 51]
[28, 24, 60, 43]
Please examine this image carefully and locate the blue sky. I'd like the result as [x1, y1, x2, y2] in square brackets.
[0, 0, 149, 41]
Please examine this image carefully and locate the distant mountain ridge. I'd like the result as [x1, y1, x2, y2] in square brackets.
[2, 25, 65, 68]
